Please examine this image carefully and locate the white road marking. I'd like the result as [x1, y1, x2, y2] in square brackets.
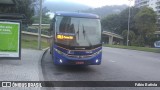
[109, 60, 116, 63]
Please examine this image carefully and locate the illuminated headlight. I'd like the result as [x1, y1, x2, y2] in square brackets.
[59, 59, 63, 63]
[96, 59, 99, 63]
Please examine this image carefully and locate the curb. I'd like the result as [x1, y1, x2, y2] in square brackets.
[38, 47, 49, 81]
[42, 47, 50, 51]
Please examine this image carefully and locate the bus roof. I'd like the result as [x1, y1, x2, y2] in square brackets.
[55, 11, 100, 19]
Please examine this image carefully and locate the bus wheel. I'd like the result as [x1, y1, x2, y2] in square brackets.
[50, 50, 51, 54]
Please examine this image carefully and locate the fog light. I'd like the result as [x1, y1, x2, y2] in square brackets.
[96, 59, 99, 63]
[59, 59, 63, 63]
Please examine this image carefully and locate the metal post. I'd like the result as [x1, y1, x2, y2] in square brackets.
[38, 0, 42, 49]
[127, 0, 131, 46]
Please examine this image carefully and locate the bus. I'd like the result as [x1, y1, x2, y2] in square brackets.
[50, 12, 102, 65]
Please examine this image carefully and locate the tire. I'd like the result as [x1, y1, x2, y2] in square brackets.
[50, 47, 52, 54]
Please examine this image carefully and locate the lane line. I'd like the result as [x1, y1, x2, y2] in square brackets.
[109, 60, 116, 63]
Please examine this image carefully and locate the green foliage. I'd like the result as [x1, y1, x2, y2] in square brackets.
[145, 35, 160, 47]
[101, 14, 120, 33]
[122, 30, 136, 45]
[32, 7, 51, 24]
[0, 0, 36, 24]
[119, 7, 140, 35]
[134, 7, 156, 35]
[22, 39, 49, 49]
[133, 35, 145, 46]
[83, 5, 127, 18]
[101, 7, 140, 34]
[101, 6, 158, 47]
[134, 7, 157, 46]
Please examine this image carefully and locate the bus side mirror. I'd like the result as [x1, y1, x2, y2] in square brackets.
[53, 18, 56, 22]
[49, 18, 56, 35]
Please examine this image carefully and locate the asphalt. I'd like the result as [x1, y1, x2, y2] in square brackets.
[0, 49, 44, 90]
[0, 47, 160, 90]
[41, 47, 160, 90]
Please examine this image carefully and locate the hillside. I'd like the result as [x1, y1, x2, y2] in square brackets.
[82, 5, 128, 19]
[43, 1, 91, 12]
[42, 1, 127, 19]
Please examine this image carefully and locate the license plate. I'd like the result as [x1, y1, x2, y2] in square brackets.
[75, 61, 84, 65]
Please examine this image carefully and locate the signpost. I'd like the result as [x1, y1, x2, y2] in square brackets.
[0, 20, 21, 59]
[154, 41, 160, 48]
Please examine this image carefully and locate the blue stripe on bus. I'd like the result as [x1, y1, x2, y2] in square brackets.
[52, 45, 102, 65]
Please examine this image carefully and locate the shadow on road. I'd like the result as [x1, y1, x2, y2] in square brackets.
[53, 65, 96, 72]
[41, 49, 98, 81]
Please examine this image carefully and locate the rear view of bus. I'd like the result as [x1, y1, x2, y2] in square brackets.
[50, 12, 102, 65]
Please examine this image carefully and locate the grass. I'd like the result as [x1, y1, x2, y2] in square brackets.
[21, 39, 49, 50]
[104, 44, 160, 53]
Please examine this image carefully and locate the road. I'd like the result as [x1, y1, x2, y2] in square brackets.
[0, 49, 44, 90]
[41, 47, 160, 90]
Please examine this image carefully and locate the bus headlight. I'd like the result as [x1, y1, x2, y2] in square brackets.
[96, 59, 99, 63]
[59, 59, 63, 63]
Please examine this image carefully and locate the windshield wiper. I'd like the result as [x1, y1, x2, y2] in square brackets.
[75, 22, 80, 40]
[82, 25, 92, 47]
[77, 23, 79, 40]
[68, 23, 79, 46]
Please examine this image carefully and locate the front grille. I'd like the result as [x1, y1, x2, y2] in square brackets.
[67, 55, 93, 59]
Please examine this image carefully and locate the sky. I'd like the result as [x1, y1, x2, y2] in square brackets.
[46, 0, 135, 8]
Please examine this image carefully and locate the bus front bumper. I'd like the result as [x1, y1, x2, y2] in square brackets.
[53, 52, 102, 65]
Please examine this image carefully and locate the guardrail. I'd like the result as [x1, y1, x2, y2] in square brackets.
[22, 28, 50, 36]
[21, 31, 51, 43]
[155, 31, 160, 35]
[102, 31, 124, 39]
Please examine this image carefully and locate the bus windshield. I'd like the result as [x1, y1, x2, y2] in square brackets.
[55, 16, 101, 47]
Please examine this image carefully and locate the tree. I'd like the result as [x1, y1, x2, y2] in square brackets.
[0, 0, 37, 24]
[134, 7, 157, 46]
[119, 7, 140, 35]
[101, 7, 140, 35]
[32, 7, 51, 24]
[16, 0, 36, 24]
[122, 30, 136, 45]
[101, 6, 157, 46]
[101, 14, 120, 33]
[146, 35, 160, 47]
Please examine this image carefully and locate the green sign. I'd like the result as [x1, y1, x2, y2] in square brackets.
[0, 21, 20, 58]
